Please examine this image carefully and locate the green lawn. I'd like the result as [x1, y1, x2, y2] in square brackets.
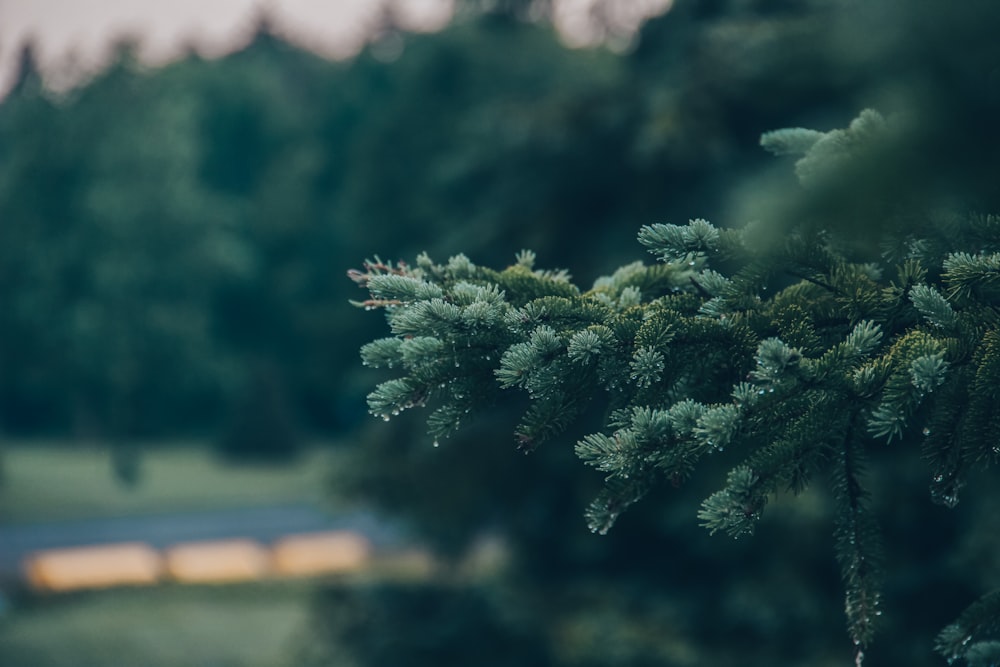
[0, 441, 360, 667]
[0, 582, 315, 667]
[0, 441, 345, 523]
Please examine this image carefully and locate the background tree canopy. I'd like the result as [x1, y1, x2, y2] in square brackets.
[0, 0, 889, 442]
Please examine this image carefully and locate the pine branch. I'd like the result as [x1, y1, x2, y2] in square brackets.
[353, 110, 1000, 662]
[831, 417, 884, 656]
[957, 329, 1000, 467]
[910, 283, 959, 330]
[697, 466, 765, 538]
[936, 591, 1000, 665]
[944, 252, 1000, 300]
[866, 330, 949, 441]
[638, 218, 722, 263]
[584, 476, 653, 535]
[920, 370, 971, 509]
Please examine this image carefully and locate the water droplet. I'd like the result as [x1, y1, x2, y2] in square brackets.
[688, 260, 696, 266]
[767, 387, 775, 394]
[923, 427, 931, 436]
[757, 389, 766, 396]
[454, 361, 460, 367]
[391, 409, 399, 416]
[433, 440, 440, 448]
[933, 474, 944, 483]
[382, 415, 390, 422]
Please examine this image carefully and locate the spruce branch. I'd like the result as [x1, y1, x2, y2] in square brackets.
[805, 320, 883, 382]
[638, 218, 721, 263]
[944, 252, 1000, 300]
[909, 351, 949, 393]
[360, 338, 404, 369]
[783, 269, 840, 295]
[426, 402, 469, 442]
[584, 476, 653, 535]
[399, 336, 446, 369]
[921, 371, 970, 509]
[629, 346, 665, 388]
[692, 404, 741, 453]
[964, 642, 1000, 667]
[751, 337, 803, 386]
[576, 431, 641, 476]
[697, 466, 765, 538]
[578, 406, 679, 501]
[515, 392, 587, 451]
[388, 299, 464, 337]
[367, 378, 428, 421]
[742, 396, 841, 496]
[353, 110, 1000, 661]
[936, 591, 1000, 665]
[759, 126, 824, 156]
[910, 283, 959, 330]
[866, 331, 949, 442]
[958, 329, 1000, 467]
[771, 303, 823, 354]
[366, 274, 444, 302]
[566, 326, 615, 364]
[966, 214, 1000, 253]
[774, 108, 891, 190]
[832, 419, 884, 654]
[590, 260, 691, 301]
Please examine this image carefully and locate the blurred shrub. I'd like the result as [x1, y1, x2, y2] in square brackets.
[216, 363, 301, 463]
[300, 582, 551, 667]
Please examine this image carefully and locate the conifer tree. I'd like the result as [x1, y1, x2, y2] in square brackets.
[353, 110, 1000, 664]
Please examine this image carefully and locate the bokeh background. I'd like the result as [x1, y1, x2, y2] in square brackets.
[1, 1, 998, 665]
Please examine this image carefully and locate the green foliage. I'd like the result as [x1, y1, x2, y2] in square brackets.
[356, 111, 1000, 662]
[303, 582, 552, 667]
[0, 12, 644, 441]
[936, 592, 1000, 666]
[761, 108, 894, 190]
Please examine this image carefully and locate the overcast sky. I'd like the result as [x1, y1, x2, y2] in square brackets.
[0, 0, 671, 97]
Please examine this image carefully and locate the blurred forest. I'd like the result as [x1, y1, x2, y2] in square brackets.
[0, 0, 883, 447]
[2, 0, 999, 665]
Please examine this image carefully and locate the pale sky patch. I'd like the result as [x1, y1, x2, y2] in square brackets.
[553, 0, 673, 49]
[0, 0, 454, 96]
[0, 0, 671, 98]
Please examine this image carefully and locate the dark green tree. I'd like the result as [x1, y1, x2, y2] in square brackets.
[353, 109, 1000, 664]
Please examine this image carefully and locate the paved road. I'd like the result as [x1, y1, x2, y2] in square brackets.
[0, 504, 405, 580]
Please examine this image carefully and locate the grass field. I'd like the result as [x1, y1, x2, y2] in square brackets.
[0, 441, 356, 667]
[0, 582, 316, 667]
[0, 441, 345, 523]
